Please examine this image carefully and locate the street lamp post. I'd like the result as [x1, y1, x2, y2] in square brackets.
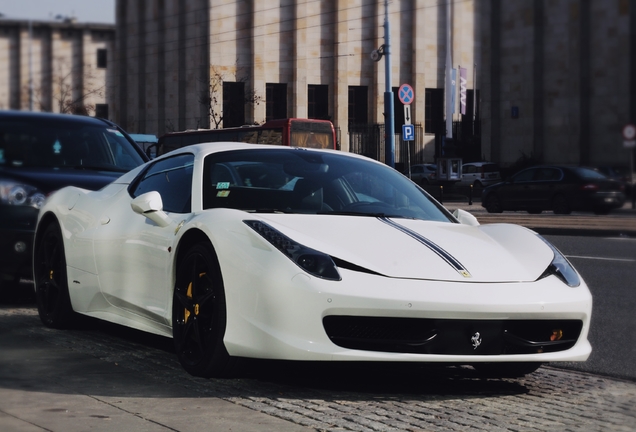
[383, 0, 394, 168]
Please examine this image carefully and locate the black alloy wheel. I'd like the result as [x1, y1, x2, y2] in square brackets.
[34, 223, 75, 328]
[172, 243, 234, 378]
[485, 194, 503, 213]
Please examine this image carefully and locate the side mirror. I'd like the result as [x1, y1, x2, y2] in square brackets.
[453, 208, 480, 226]
[131, 191, 172, 227]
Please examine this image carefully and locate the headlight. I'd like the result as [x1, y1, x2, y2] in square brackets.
[537, 235, 580, 287]
[0, 180, 46, 209]
[244, 220, 341, 281]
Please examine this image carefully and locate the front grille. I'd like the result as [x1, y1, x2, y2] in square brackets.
[322, 316, 582, 355]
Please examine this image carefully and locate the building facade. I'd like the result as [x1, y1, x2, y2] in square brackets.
[0, 17, 115, 117]
[113, 0, 480, 164]
[113, 0, 635, 170]
[479, 0, 635, 169]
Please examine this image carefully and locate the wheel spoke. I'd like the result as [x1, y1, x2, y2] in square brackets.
[191, 318, 206, 354]
[173, 288, 192, 310]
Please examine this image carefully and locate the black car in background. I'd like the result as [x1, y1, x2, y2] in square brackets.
[481, 165, 626, 215]
[0, 111, 148, 300]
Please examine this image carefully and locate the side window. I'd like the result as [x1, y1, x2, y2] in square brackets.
[513, 168, 536, 183]
[535, 168, 561, 181]
[131, 154, 194, 213]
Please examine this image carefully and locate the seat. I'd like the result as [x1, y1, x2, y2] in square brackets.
[293, 178, 324, 211]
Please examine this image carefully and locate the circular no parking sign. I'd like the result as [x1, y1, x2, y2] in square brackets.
[398, 84, 414, 105]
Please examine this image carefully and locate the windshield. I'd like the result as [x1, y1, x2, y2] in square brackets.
[203, 148, 453, 222]
[0, 118, 146, 172]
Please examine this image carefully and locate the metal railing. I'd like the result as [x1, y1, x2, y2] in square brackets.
[349, 123, 426, 168]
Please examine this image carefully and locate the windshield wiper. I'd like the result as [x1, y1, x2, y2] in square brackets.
[321, 211, 413, 219]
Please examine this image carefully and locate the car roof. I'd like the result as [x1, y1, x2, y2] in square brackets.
[0, 109, 116, 127]
[464, 161, 498, 166]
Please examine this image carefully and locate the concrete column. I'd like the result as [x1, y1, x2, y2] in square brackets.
[293, 0, 308, 118]
[19, 25, 29, 109]
[334, 0, 350, 152]
[412, 0, 425, 126]
[251, 0, 266, 123]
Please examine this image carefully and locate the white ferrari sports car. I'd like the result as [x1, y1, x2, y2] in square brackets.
[33, 143, 592, 378]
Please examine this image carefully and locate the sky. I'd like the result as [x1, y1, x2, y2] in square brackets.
[0, 0, 115, 24]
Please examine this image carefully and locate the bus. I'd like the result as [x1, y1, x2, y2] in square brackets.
[153, 118, 337, 157]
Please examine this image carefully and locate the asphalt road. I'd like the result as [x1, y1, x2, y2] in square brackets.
[546, 234, 636, 381]
[1, 305, 635, 431]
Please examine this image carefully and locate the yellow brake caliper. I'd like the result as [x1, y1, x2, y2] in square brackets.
[183, 272, 206, 323]
[184, 282, 193, 323]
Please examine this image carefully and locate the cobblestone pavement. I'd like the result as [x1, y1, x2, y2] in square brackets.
[3, 306, 636, 432]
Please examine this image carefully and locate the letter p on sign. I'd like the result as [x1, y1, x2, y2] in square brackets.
[402, 124, 415, 141]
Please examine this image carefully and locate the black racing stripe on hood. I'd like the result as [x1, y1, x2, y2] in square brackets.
[379, 217, 472, 278]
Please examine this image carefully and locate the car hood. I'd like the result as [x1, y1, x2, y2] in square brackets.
[0, 167, 123, 194]
[256, 214, 554, 283]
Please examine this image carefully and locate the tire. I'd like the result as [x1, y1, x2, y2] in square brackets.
[473, 362, 542, 378]
[34, 223, 75, 328]
[552, 194, 571, 215]
[484, 194, 503, 213]
[172, 243, 235, 378]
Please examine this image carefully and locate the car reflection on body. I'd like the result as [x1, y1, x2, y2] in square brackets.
[481, 165, 626, 214]
[34, 143, 592, 378]
[0, 110, 148, 300]
[406, 163, 438, 186]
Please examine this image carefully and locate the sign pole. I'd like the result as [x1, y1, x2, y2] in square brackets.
[629, 147, 636, 210]
[622, 124, 636, 209]
[399, 83, 415, 176]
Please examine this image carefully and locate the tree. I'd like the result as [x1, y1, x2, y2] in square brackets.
[198, 61, 263, 129]
[24, 56, 104, 115]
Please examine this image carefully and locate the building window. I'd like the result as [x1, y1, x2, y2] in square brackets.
[95, 104, 109, 119]
[308, 85, 329, 120]
[97, 49, 107, 68]
[424, 88, 444, 134]
[348, 86, 368, 126]
[223, 82, 245, 127]
[266, 83, 287, 121]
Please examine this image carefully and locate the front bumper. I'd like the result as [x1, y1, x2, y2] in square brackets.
[221, 260, 593, 364]
[0, 205, 39, 288]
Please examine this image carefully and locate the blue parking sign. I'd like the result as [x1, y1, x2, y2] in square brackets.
[402, 124, 415, 141]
